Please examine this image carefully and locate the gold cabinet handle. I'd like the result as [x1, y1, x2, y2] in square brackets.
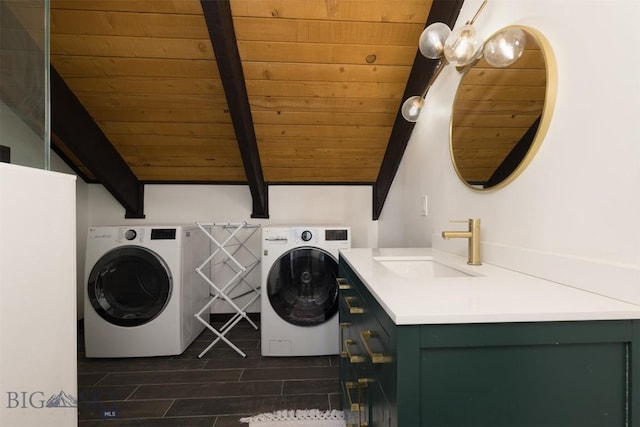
[340, 322, 350, 358]
[344, 296, 364, 314]
[344, 381, 371, 427]
[344, 339, 365, 363]
[359, 330, 392, 364]
[344, 381, 361, 411]
[337, 277, 351, 290]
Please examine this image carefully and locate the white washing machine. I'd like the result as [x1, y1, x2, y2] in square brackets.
[261, 226, 351, 356]
[84, 225, 211, 358]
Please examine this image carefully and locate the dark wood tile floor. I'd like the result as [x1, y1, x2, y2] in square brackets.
[77, 316, 341, 427]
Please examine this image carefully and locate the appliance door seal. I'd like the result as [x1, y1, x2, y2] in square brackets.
[87, 246, 172, 327]
[266, 246, 339, 327]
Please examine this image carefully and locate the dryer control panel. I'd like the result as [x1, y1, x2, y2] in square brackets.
[117, 227, 145, 244]
[292, 228, 319, 244]
[292, 227, 350, 244]
[262, 226, 350, 249]
[325, 228, 348, 241]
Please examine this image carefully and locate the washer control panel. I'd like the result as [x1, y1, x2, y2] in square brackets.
[292, 228, 318, 244]
[116, 227, 145, 244]
[325, 228, 348, 241]
[262, 226, 350, 247]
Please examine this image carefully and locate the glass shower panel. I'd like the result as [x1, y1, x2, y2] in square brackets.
[0, 0, 49, 169]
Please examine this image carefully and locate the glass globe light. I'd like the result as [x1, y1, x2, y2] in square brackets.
[401, 96, 425, 122]
[443, 25, 484, 67]
[482, 28, 527, 68]
[418, 22, 451, 59]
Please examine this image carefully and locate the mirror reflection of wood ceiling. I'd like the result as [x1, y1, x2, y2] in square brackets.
[451, 30, 546, 186]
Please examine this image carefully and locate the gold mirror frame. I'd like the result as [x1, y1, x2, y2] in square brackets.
[449, 26, 557, 190]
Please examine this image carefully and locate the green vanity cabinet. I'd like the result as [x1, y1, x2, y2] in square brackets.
[339, 257, 640, 427]
[338, 272, 394, 427]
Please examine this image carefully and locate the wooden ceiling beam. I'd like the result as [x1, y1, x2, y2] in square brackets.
[51, 67, 145, 218]
[200, 0, 269, 218]
[372, 0, 464, 220]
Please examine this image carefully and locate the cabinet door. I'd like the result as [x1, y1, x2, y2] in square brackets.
[368, 379, 391, 427]
[348, 370, 390, 427]
[359, 293, 396, 400]
[339, 262, 397, 427]
[419, 322, 632, 427]
[338, 276, 367, 426]
[338, 277, 367, 365]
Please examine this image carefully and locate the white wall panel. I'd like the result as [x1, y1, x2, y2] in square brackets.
[0, 164, 77, 426]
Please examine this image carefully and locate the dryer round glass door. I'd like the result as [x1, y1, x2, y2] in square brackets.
[266, 247, 339, 327]
[87, 246, 172, 327]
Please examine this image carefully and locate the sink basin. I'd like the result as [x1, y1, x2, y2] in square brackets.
[375, 258, 473, 279]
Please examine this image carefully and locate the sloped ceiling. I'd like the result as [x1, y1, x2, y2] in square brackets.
[3, 0, 464, 218]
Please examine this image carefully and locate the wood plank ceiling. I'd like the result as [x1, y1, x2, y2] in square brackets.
[5, 0, 465, 218]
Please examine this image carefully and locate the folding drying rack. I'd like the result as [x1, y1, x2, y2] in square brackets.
[194, 222, 261, 358]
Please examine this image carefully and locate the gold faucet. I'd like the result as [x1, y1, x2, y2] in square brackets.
[441, 218, 481, 265]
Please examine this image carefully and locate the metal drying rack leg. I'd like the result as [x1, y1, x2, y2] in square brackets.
[194, 222, 261, 358]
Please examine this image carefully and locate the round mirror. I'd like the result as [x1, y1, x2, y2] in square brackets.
[450, 26, 556, 190]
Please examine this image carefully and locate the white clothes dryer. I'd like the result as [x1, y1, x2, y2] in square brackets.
[261, 226, 351, 356]
[84, 225, 210, 358]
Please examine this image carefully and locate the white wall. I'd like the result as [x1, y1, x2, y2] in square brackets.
[87, 184, 377, 247]
[378, 0, 640, 304]
[0, 164, 77, 426]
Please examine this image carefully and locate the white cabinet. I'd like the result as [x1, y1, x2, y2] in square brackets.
[0, 164, 77, 427]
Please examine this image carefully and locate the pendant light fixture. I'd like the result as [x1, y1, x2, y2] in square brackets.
[482, 27, 526, 68]
[443, 0, 488, 67]
[400, 62, 445, 123]
[401, 1, 526, 122]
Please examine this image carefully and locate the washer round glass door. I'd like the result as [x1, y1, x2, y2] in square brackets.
[87, 246, 172, 327]
[266, 247, 339, 326]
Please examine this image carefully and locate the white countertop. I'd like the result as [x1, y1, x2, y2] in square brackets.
[339, 248, 640, 325]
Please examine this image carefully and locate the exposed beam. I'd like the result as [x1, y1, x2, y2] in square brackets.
[200, 0, 269, 218]
[373, 0, 464, 220]
[50, 140, 97, 184]
[50, 67, 145, 218]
